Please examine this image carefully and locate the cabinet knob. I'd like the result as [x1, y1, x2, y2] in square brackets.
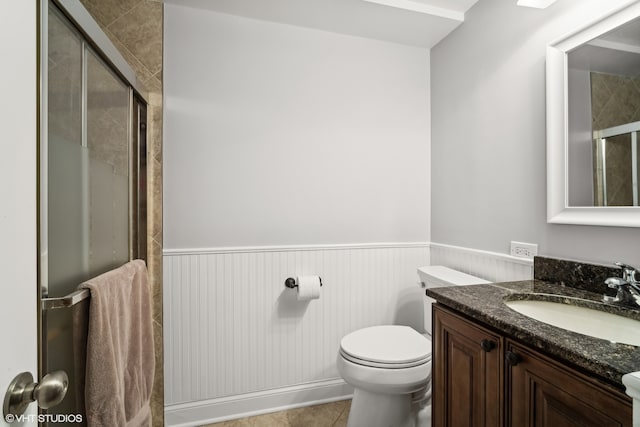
[480, 339, 496, 352]
[505, 351, 522, 366]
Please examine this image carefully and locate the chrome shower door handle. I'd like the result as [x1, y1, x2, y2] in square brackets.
[3, 371, 69, 421]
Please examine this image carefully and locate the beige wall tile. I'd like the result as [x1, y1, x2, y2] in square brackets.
[144, 75, 163, 94]
[105, 27, 155, 84]
[108, 1, 163, 75]
[81, 0, 143, 27]
[152, 319, 165, 426]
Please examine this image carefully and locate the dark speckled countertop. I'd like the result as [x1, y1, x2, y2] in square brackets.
[426, 279, 640, 389]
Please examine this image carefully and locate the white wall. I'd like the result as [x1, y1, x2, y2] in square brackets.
[164, 5, 430, 249]
[431, 0, 640, 266]
[163, 4, 432, 423]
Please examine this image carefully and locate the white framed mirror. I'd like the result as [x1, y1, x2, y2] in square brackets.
[547, 0, 640, 226]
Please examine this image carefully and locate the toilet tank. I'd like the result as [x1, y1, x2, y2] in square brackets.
[417, 266, 490, 336]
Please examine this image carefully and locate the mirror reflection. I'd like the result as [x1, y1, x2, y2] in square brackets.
[567, 17, 640, 207]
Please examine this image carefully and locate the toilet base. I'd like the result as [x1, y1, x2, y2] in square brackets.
[347, 388, 430, 427]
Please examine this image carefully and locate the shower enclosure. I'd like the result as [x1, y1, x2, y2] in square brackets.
[39, 0, 147, 423]
[593, 121, 640, 206]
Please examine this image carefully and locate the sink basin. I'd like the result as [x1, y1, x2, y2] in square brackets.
[504, 298, 640, 347]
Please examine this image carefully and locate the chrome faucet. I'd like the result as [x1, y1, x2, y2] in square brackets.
[603, 262, 640, 308]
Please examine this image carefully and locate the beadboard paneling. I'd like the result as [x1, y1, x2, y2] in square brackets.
[429, 242, 533, 282]
[163, 243, 430, 406]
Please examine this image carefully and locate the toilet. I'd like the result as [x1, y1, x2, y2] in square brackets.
[337, 266, 490, 427]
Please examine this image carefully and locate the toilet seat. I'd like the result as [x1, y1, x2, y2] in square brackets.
[340, 350, 431, 369]
[340, 325, 431, 369]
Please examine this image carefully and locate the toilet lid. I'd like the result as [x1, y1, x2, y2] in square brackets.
[340, 325, 431, 367]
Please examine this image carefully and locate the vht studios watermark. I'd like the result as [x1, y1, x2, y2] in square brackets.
[4, 413, 83, 424]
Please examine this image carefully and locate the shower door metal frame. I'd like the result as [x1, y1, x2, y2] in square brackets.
[593, 120, 640, 207]
[37, 0, 149, 417]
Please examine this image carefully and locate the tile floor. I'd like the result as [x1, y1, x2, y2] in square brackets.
[202, 400, 351, 427]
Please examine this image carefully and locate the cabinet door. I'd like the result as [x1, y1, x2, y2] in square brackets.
[506, 340, 632, 427]
[433, 305, 503, 427]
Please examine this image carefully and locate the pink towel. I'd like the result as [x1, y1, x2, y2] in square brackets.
[80, 260, 155, 427]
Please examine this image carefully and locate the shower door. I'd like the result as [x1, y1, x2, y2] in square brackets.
[41, 1, 147, 424]
[593, 123, 640, 207]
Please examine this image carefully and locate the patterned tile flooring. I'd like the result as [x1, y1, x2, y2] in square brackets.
[202, 400, 351, 427]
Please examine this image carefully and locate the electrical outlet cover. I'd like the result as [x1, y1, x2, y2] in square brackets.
[510, 241, 538, 259]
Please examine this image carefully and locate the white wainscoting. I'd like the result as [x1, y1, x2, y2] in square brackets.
[429, 242, 533, 282]
[163, 243, 430, 426]
[163, 242, 533, 425]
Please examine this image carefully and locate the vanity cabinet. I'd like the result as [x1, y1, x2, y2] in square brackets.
[433, 305, 632, 427]
[506, 340, 632, 427]
[433, 305, 503, 427]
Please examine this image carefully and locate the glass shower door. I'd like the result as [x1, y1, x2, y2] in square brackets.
[47, 8, 131, 299]
[43, 3, 141, 424]
[45, 7, 85, 422]
[84, 49, 131, 274]
[46, 3, 84, 296]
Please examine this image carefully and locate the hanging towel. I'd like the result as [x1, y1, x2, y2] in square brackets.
[80, 260, 155, 427]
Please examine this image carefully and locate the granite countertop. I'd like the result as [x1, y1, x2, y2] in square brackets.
[426, 279, 640, 389]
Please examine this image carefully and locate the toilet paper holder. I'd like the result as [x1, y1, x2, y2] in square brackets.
[285, 277, 323, 289]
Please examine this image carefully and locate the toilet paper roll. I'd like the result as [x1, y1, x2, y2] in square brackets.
[296, 276, 321, 301]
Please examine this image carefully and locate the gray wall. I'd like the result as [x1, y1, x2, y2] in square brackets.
[431, 0, 640, 266]
[567, 68, 594, 207]
[164, 5, 430, 249]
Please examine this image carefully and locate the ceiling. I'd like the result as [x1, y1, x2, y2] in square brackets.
[569, 17, 640, 77]
[164, 0, 479, 48]
[599, 16, 640, 48]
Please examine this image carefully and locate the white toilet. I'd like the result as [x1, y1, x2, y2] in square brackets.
[337, 266, 489, 427]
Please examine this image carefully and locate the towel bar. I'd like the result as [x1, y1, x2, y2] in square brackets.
[42, 289, 90, 310]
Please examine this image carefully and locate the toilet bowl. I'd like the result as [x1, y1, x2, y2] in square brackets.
[337, 266, 489, 427]
[337, 325, 431, 427]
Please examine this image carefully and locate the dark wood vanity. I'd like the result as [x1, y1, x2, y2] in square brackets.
[427, 257, 640, 427]
[433, 304, 632, 426]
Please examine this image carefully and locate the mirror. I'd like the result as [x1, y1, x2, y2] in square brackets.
[547, 1, 640, 226]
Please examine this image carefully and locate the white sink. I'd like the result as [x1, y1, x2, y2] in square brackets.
[504, 299, 640, 347]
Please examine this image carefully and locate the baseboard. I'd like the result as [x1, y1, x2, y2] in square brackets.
[164, 379, 354, 426]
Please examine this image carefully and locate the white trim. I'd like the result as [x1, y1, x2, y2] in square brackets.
[546, 206, 640, 226]
[546, 0, 640, 227]
[163, 241, 430, 256]
[428, 242, 533, 266]
[164, 379, 353, 427]
[548, 1, 640, 50]
[164, 241, 531, 265]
